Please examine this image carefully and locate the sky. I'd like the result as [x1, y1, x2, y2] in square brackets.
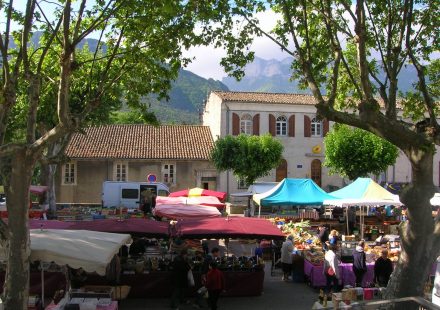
[184, 11, 289, 81]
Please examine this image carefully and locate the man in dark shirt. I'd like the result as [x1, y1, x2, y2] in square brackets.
[374, 249, 393, 287]
[318, 225, 329, 251]
[352, 241, 367, 287]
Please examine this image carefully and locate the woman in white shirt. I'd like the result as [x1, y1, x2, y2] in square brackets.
[323, 243, 340, 293]
[280, 235, 294, 281]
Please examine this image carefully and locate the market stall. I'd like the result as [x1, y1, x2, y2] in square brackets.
[153, 203, 221, 219]
[176, 217, 286, 240]
[156, 195, 225, 209]
[324, 178, 402, 239]
[169, 187, 227, 202]
[253, 178, 337, 217]
[0, 229, 131, 309]
[28, 218, 170, 238]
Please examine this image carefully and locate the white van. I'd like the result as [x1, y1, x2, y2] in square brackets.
[102, 181, 170, 209]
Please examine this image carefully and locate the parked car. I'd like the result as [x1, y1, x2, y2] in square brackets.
[102, 181, 170, 209]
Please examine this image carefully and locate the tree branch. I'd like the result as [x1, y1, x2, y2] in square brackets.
[355, 0, 375, 102]
[0, 143, 25, 158]
[405, 0, 438, 129]
[280, 0, 325, 103]
[72, 0, 87, 42]
[242, 15, 295, 57]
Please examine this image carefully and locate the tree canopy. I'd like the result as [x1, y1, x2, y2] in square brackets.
[324, 124, 398, 180]
[210, 134, 283, 186]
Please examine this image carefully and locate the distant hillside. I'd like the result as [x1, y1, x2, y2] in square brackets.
[21, 32, 228, 125]
[151, 69, 229, 124]
[222, 56, 419, 94]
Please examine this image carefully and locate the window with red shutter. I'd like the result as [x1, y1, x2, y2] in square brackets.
[304, 115, 311, 137]
[232, 113, 240, 135]
[269, 114, 276, 136]
[253, 114, 260, 135]
[288, 115, 295, 137]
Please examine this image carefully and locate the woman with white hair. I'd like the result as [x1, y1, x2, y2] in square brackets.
[281, 235, 294, 281]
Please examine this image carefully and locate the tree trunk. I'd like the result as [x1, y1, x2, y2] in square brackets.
[2, 148, 33, 309]
[384, 149, 439, 301]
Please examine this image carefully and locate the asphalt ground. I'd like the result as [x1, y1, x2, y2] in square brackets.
[119, 263, 319, 310]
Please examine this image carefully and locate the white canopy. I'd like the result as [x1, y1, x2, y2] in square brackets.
[323, 197, 403, 207]
[2, 229, 131, 275]
[431, 193, 440, 206]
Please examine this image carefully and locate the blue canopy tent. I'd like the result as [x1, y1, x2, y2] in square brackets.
[254, 178, 337, 207]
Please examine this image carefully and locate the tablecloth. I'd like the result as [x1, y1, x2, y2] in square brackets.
[303, 260, 374, 287]
[85, 270, 265, 298]
[0, 271, 66, 297]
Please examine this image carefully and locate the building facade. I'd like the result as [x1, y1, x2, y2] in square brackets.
[202, 91, 440, 194]
[56, 124, 217, 204]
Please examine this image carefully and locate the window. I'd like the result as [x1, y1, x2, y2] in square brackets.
[276, 116, 287, 136]
[114, 162, 128, 181]
[62, 162, 76, 185]
[311, 117, 323, 137]
[162, 163, 176, 184]
[121, 188, 138, 199]
[237, 178, 247, 189]
[240, 114, 253, 135]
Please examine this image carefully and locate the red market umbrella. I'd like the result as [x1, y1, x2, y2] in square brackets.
[156, 196, 225, 209]
[169, 187, 227, 202]
[29, 219, 169, 238]
[69, 218, 169, 238]
[153, 204, 221, 220]
[177, 217, 285, 240]
[29, 185, 49, 195]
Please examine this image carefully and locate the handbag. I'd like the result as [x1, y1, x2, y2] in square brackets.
[187, 269, 195, 287]
[326, 266, 335, 276]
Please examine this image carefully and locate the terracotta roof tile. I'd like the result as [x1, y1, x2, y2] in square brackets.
[212, 91, 406, 109]
[212, 91, 318, 105]
[65, 125, 214, 160]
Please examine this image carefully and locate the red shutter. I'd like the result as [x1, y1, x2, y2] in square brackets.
[304, 115, 311, 137]
[269, 114, 276, 136]
[323, 119, 330, 136]
[288, 115, 295, 137]
[253, 114, 260, 135]
[232, 113, 240, 135]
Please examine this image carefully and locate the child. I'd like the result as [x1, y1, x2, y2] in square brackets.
[206, 261, 225, 310]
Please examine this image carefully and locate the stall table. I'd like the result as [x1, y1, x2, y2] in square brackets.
[84, 270, 264, 298]
[303, 260, 374, 287]
[0, 271, 66, 297]
[45, 300, 118, 310]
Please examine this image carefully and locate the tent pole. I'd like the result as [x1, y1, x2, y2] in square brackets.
[41, 261, 45, 308]
[346, 208, 349, 236]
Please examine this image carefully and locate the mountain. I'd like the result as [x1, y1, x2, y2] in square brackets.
[222, 56, 420, 94]
[17, 32, 228, 125]
[151, 69, 229, 124]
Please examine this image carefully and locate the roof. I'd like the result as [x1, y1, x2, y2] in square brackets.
[65, 124, 214, 160]
[211, 91, 405, 109]
[212, 91, 317, 105]
[253, 178, 337, 206]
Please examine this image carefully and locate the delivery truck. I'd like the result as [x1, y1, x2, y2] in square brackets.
[102, 181, 170, 209]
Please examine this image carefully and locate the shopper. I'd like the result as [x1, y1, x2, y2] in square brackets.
[352, 240, 367, 287]
[281, 235, 294, 281]
[329, 230, 339, 246]
[170, 248, 191, 310]
[323, 244, 340, 294]
[374, 249, 393, 287]
[206, 261, 225, 310]
[318, 225, 329, 250]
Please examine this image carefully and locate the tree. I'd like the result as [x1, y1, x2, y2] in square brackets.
[0, 1, 212, 308]
[210, 134, 283, 186]
[198, 0, 439, 298]
[324, 124, 399, 180]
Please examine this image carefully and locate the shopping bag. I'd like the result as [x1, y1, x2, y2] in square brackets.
[188, 269, 195, 287]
